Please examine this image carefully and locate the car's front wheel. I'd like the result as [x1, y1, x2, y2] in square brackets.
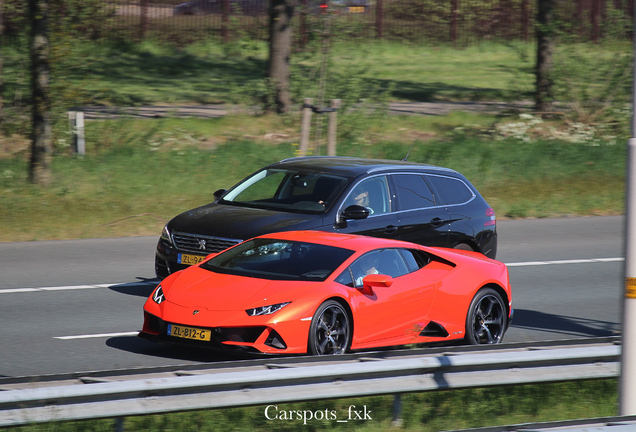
[465, 288, 506, 345]
[308, 300, 351, 355]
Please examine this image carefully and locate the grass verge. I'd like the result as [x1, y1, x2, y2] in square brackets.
[0, 111, 625, 242]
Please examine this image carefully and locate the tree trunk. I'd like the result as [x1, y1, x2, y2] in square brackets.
[375, 0, 383, 39]
[0, 0, 4, 121]
[535, 0, 555, 115]
[268, 0, 293, 114]
[29, 0, 52, 186]
[450, 0, 458, 44]
[139, 0, 148, 41]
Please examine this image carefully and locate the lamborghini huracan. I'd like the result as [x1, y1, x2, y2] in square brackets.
[140, 230, 512, 355]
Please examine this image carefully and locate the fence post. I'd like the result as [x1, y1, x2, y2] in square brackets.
[69, 111, 85, 156]
[300, 98, 313, 156]
[327, 99, 340, 156]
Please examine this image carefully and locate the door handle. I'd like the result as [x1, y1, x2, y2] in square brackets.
[384, 225, 398, 234]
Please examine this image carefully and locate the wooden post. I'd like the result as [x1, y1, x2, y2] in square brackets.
[327, 99, 340, 156]
[299, 98, 313, 156]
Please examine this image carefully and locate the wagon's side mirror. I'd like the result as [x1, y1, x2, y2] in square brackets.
[358, 274, 393, 295]
[342, 204, 370, 220]
[214, 189, 227, 201]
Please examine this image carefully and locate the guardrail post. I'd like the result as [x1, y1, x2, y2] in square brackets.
[115, 417, 124, 432]
[391, 393, 403, 427]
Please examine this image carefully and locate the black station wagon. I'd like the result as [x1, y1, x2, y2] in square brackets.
[155, 156, 498, 279]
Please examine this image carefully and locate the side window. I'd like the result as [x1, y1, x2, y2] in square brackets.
[348, 249, 410, 288]
[426, 175, 474, 205]
[335, 268, 354, 287]
[344, 176, 391, 215]
[393, 174, 436, 211]
[399, 249, 431, 273]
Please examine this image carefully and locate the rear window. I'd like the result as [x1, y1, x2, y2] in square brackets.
[426, 175, 474, 205]
[393, 174, 436, 211]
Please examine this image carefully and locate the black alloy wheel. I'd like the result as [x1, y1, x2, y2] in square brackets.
[308, 300, 351, 355]
[465, 288, 506, 345]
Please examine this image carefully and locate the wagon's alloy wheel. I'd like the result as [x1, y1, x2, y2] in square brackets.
[308, 300, 351, 355]
[465, 288, 506, 345]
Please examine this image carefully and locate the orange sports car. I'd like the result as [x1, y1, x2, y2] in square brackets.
[139, 231, 512, 355]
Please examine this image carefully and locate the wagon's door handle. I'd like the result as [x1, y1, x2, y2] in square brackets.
[384, 225, 398, 234]
[430, 217, 445, 228]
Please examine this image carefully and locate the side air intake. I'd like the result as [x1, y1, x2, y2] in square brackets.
[420, 321, 449, 338]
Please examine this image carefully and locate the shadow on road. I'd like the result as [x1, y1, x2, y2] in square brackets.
[106, 335, 248, 363]
[512, 309, 619, 337]
[109, 278, 159, 298]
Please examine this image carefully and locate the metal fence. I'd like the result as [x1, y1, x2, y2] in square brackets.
[2, 0, 634, 45]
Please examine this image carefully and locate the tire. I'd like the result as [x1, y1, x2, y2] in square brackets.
[453, 243, 474, 252]
[308, 300, 351, 355]
[465, 288, 506, 345]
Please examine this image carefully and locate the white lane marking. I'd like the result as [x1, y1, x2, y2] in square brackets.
[505, 257, 624, 267]
[54, 331, 139, 340]
[0, 284, 113, 293]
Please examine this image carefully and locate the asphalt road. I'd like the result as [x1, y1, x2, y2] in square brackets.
[0, 215, 624, 377]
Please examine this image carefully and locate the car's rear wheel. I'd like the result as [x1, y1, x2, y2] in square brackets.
[453, 243, 474, 252]
[465, 288, 506, 345]
[308, 300, 351, 355]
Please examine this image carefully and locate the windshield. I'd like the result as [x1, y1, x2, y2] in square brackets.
[221, 169, 350, 213]
[202, 238, 355, 281]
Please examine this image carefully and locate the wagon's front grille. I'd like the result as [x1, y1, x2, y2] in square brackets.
[172, 232, 242, 254]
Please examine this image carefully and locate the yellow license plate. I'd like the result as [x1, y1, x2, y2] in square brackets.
[178, 253, 206, 266]
[348, 6, 365, 12]
[168, 324, 211, 341]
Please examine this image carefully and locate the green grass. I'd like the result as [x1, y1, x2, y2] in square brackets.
[0, 111, 625, 242]
[0, 38, 629, 243]
[5, 379, 619, 431]
[1, 39, 539, 109]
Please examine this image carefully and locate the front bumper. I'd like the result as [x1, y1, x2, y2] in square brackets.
[140, 310, 309, 354]
[155, 235, 242, 279]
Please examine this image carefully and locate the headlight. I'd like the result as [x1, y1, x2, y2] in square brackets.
[161, 225, 172, 245]
[246, 302, 290, 316]
[152, 285, 165, 304]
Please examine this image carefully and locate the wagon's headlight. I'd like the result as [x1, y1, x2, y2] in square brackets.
[152, 285, 165, 304]
[161, 225, 172, 245]
[246, 302, 290, 316]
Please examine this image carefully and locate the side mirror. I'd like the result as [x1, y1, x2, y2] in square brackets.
[342, 204, 370, 220]
[213, 189, 227, 201]
[358, 274, 393, 295]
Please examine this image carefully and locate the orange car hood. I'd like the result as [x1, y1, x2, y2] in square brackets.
[164, 266, 308, 311]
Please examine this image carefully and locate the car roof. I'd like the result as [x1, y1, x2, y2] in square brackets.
[272, 156, 457, 177]
[258, 229, 418, 251]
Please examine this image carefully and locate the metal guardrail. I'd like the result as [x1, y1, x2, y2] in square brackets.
[0, 342, 621, 428]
